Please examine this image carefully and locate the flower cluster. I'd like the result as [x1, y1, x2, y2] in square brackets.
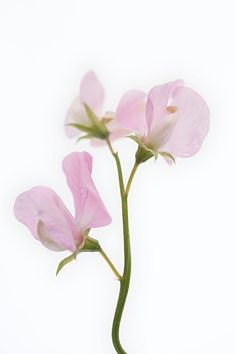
[14, 70, 209, 258]
[66, 71, 209, 162]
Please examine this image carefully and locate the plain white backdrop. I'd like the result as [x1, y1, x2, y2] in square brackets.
[0, 0, 235, 353]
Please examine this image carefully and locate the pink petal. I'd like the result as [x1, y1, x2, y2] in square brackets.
[62, 152, 112, 230]
[91, 117, 130, 147]
[80, 71, 105, 115]
[108, 118, 130, 141]
[116, 90, 147, 135]
[14, 187, 78, 252]
[37, 220, 66, 251]
[164, 87, 210, 157]
[146, 80, 184, 132]
[146, 111, 178, 151]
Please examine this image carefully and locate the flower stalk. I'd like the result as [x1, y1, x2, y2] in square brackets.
[106, 138, 139, 354]
[125, 162, 139, 196]
[56, 235, 121, 279]
[99, 249, 122, 281]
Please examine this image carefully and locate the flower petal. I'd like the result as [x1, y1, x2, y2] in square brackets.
[146, 80, 184, 132]
[65, 97, 90, 138]
[164, 87, 210, 157]
[146, 111, 178, 151]
[107, 118, 130, 141]
[116, 90, 147, 135]
[14, 187, 78, 251]
[62, 152, 112, 230]
[80, 71, 105, 115]
[91, 116, 130, 147]
[37, 220, 66, 251]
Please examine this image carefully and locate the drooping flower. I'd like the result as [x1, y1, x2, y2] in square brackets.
[14, 152, 111, 252]
[116, 80, 210, 163]
[65, 71, 127, 142]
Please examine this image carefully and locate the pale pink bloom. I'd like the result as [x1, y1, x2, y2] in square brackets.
[90, 112, 129, 147]
[65, 71, 127, 141]
[116, 80, 210, 160]
[14, 152, 111, 252]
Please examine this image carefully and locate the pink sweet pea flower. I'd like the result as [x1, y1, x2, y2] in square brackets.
[116, 80, 209, 162]
[14, 152, 111, 252]
[65, 71, 127, 142]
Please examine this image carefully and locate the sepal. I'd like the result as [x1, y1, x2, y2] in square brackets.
[68, 103, 109, 140]
[56, 253, 77, 276]
[83, 103, 109, 139]
[159, 151, 176, 164]
[128, 135, 154, 164]
[135, 144, 154, 164]
[81, 236, 101, 253]
[56, 236, 101, 275]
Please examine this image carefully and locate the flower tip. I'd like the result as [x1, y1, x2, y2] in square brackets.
[84, 70, 97, 78]
[56, 253, 77, 276]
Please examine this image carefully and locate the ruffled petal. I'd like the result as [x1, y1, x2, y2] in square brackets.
[14, 187, 78, 251]
[164, 87, 210, 157]
[62, 152, 112, 230]
[80, 71, 105, 115]
[116, 90, 147, 135]
[146, 80, 184, 132]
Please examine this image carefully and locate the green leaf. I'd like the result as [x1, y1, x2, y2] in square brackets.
[56, 253, 77, 276]
[56, 236, 101, 276]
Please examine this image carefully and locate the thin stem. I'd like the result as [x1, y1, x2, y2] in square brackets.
[105, 138, 125, 196]
[99, 249, 122, 281]
[106, 138, 135, 354]
[112, 193, 130, 354]
[106, 137, 116, 156]
[125, 162, 139, 196]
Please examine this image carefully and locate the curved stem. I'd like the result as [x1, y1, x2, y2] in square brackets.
[125, 162, 139, 196]
[112, 196, 130, 354]
[99, 249, 122, 281]
[106, 139, 139, 354]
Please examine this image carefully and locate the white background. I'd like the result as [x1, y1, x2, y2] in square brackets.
[0, 1, 235, 353]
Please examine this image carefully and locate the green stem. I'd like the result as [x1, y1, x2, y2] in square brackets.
[125, 162, 139, 196]
[106, 139, 139, 354]
[99, 249, 122, 281]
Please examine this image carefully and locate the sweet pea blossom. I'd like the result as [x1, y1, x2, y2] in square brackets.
[116, 80, 210, 162]
[65, 71, 127, 142]
[14, 152, 111, 252]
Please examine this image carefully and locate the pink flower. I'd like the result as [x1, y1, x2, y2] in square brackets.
[14, 152, 111, 252]
[65, 71, 127, 142]
[116, 80, 210, 162]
